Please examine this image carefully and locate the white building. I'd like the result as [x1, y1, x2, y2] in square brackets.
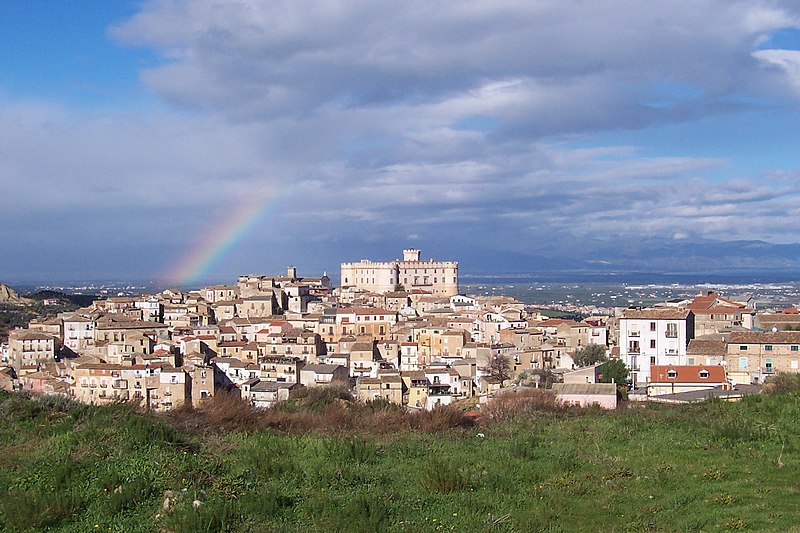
[340, 249, 458, 296]
[618, 308, 694, 387]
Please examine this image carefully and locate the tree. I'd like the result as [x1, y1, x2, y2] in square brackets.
[601, 359, 629, 386]
[515, 368, 559, 389]
[481, 354, 513, 386]
[572, 343, 608, 367]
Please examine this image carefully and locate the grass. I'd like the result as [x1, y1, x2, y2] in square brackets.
[0, 386, 798, 532]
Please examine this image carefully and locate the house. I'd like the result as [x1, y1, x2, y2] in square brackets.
[687, 291, 755, 335]
[646, 365, 729, 397]
[187, 365, 215, 406]
[553, 383, 617, 409]
[618, 308, 694, 387]
[259, 356, 305, 383]
[562, 364, 604, 384]
[150, 366, 189, 412]
[724, 331, 800, 385]
[356, 375, 404, 404]
[8, 329, 58, 372]
[241, 379, 300, 409]
[298, 364, 349, 387]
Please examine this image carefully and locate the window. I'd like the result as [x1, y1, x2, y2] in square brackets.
[792, 345, 799, 352]
[699, 370, 709, 379]
[765, 345, 773, 351]
[650, 322, 656, 331]
[665, 323, 678, 338]
[650, 356, 656, 365]
[650, 339, 656, 349]
[739, 345, 748, 350]
[739, 357, 748, 369]
[667, 369, 677, 379]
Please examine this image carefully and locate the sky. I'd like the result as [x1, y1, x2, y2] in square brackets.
[3, 0, 800, 286]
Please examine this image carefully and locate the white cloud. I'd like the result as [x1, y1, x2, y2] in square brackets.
[6, 0, 800, 278]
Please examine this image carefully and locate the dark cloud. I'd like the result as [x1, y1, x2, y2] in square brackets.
[4, 1, 800, 280]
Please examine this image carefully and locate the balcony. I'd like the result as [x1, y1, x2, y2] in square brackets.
[629, 331, 640, 337]
[763, 367, 775, 374]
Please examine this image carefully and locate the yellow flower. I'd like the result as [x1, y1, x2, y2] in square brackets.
[453, 512, 458, 517]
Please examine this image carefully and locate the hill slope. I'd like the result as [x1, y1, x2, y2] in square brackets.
[0, 389, 798, 532]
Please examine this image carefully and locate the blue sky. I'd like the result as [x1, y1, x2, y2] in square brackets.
[3, 1, 800, 284]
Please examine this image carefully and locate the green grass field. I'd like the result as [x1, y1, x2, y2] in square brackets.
[0, 387, 798, 532]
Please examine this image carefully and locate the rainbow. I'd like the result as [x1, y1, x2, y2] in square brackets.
[165, 192, 282, 288]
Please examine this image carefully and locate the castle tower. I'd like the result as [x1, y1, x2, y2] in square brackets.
[402, 249, 421, 262]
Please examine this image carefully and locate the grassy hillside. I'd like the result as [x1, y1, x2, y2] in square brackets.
[0, 387, 798, 532]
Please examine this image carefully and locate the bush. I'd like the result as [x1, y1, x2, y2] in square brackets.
[481, 389, 564, 423]
[763, 372, 800, 394]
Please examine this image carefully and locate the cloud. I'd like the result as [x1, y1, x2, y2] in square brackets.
[6, 0, 800, 280]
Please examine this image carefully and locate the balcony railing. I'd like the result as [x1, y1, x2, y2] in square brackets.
[629, 331, 640, 337]
[763, 367, 775, 374]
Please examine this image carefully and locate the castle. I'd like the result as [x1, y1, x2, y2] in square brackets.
[340, 249, 458, 296]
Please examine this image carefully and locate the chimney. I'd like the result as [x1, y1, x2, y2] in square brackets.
[287, 266, 297, 279]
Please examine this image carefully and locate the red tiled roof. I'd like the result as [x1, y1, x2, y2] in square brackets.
[649, 365, 726, 384]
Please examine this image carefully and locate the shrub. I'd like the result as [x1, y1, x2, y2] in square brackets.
[481, 389, 564, 423]
[420, 458, 475, 493]
[763, 372, 800, 394]
[409, 404, 469, 432]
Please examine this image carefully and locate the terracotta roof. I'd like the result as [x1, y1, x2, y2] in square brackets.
[649, 365, 727, 384]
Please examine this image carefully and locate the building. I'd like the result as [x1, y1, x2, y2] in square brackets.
[646, 365, 729, 397]
[8, 329, 58, 372]
[553, 383, 617, 409]
[618, 308, 694, 387]
[724, 331, 800, 385]
[340, 249, 458, 296]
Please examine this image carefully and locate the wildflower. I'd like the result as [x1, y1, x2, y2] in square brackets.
[453, 512, 458, 517]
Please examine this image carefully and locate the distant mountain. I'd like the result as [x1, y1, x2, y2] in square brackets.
[0, 283, 31, 304]
[575, 238, 800, 274]
[459, 237, 800, 278]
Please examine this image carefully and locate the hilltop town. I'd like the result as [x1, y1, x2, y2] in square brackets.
[2, 248, 799, 411]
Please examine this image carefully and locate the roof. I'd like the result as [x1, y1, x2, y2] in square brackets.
[687, 339, 727, 355]
[302, 363, 343, 373]
[728, 331, 800, 344]
[250, 381, 297, 392]
[350, 342, 375, 351]
[553, 383, 617, 396]
[649, 365, 727, 384]
[621, 309, 691, 320]
[10, 330, 55, 341]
